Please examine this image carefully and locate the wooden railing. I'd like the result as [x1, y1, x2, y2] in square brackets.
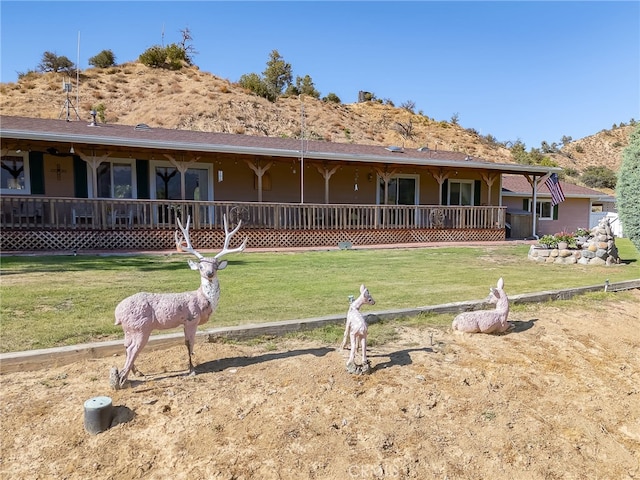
[0, 196, 506, 231]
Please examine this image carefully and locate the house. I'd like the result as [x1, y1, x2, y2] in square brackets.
[501, 174, 618, 238]
[1, 114, 561, 251]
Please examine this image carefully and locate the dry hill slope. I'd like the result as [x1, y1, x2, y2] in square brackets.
[0, 62, 633, 174]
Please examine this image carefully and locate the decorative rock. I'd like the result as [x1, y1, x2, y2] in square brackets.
[529, 218, 620, 266]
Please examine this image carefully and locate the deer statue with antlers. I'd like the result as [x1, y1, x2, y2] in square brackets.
[110, 214, 247, 389]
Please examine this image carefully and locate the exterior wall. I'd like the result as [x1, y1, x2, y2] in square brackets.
[9, 145, 505, 209]
[43, 155, 75, 197]
[536, 197, 590, 236]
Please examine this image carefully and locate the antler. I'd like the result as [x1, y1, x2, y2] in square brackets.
[214, 214, 248, 259]
[175, 215, 205, 260]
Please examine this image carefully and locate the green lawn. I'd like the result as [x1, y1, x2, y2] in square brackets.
[1, 239, 638, 353]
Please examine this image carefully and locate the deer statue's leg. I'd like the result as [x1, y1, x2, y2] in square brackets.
[360, 336, 368, 366]
[119, 332, 150, 387]
[347, 333, 357, 365]
[341, 320, 351, 350]
[184, 324, 198, 376]
[360, 335, 371, 373]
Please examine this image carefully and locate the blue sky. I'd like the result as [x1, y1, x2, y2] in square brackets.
[1, 1, 638, 149]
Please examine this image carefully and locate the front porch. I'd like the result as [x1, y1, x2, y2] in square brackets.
[1, 196, 506, 251]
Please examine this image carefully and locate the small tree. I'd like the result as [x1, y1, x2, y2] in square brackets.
[38, 51, 75, 74]
[322, 92, 341, 104]
[179, 27, 197, 65]
[561, 135, 573, 145]
[450, 112, 459, 125]
[616, 124, 640, 251]
[93, 103, 106, 123]
[262, 50, 292, 101]
[88, 49, 116, 68]
[294, 75, 320, 98]
[400, 100, 415, 113]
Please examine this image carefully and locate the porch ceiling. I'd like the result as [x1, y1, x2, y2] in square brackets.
[1, 114, 559, 177]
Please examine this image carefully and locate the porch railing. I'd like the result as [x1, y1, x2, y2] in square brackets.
[0, 197, 506, 231]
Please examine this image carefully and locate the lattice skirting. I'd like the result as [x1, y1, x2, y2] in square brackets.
[1, 228, 505, 252]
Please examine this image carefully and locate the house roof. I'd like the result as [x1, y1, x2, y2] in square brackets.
[501, 174, 615, 201]
[0, 115, 559, 176]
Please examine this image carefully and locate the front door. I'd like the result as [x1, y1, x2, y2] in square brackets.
[377, 175, 419, 225]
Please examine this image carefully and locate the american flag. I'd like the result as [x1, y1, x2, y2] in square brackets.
[544, 173, 566, 206]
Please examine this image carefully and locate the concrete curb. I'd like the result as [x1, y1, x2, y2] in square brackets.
[1, 279, 638, 374]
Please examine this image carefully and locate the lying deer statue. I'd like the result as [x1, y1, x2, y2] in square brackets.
[451, 277, 512, 334]
[341, 284, 376, 374]
[110, 214, 247, 389]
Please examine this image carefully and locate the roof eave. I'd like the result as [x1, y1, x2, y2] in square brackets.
[1, 127, 560, 175]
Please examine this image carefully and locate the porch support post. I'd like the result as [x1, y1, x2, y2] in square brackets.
[430, 169, 449, 205]
[525, 172, 551, 239]
[480, 172, 498, 205]
[315, 163, 339, 204]
[76, 149, 110, 198]
[164, 154, 200, 200]
[375, 167, 396, 205]
[245, 159, 273, 202]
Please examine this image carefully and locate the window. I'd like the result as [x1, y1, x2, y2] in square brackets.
[150, 160, 212, 201]
[1, 151, 30, 194]
[377, 175, 419, 205]
[525, 198, 554, 220]
[96, 160, 135, 198]
[448, 180, 473, 206]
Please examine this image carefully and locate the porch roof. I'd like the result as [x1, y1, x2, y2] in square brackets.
[1, 114, 559, 176]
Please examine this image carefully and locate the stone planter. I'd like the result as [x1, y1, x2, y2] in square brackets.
[557, 241, 568, 250]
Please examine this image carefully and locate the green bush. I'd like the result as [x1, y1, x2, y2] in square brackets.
[139, 43, 188, 70]
[238, 73, 270, 99]
[538, 235, 558, 248]
[88, 49, 116, 68]
[616, 125, 640, 251]
[139, 45, 166, 68]
[322, 92, 341, 104]
[581, 166, 617, 189]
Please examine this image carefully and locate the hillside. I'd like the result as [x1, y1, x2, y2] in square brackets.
[0, 62, 633, 178]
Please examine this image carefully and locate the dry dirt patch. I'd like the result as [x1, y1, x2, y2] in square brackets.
[1, 290, 639, 480]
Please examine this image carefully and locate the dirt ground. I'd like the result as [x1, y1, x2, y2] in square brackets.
[1, 290, 639, 480]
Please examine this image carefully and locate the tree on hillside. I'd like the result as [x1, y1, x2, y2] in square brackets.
[393, 119, 415, 146]
[262, 50, 292, 101]
[285, 75, 320, 99]
[616, 124, 640, 251]
[38, 51, 75, 74]
[581, 166, 617, 189]
[88, 49, 116, 68]
[179, 27, 197, 64]
[322, 92, 341, 104]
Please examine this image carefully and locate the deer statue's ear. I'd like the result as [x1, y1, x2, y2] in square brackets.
[360, 284, 366, 293]
[497, 278, 504, 289]
[217, 260, 228, 270]
[188, 260, 199, 270]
